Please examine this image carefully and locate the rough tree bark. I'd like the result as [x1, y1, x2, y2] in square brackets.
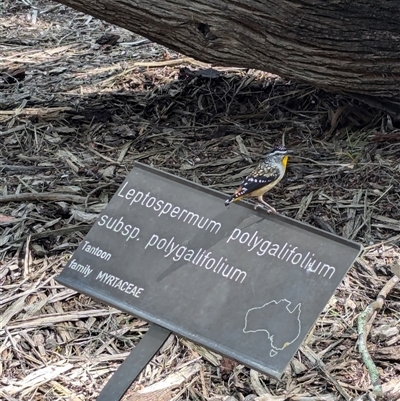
[56, 0, 400, 104]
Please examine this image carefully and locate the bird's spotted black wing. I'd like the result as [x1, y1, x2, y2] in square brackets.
[225, 164, 280, 205]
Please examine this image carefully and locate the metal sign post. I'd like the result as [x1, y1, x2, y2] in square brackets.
[96, 324, 170, 401]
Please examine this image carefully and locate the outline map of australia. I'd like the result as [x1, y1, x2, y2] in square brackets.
[243, 299, 302, 357]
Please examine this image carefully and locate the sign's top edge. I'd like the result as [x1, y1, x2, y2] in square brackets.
[133, 162, 364, 253]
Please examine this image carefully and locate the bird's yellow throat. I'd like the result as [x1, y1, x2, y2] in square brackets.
[282, 155, 289, 169]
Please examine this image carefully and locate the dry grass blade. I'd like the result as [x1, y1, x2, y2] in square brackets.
[4, 363, 74, 396]
[125, 362, 201, 401]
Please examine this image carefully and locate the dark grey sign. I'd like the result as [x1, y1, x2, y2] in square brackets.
[57, 163, 362, 378]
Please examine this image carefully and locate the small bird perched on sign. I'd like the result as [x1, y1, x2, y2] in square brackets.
[225, 146, 292, 213]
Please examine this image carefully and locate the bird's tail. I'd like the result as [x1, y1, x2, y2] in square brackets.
[225, 196, 234, 207]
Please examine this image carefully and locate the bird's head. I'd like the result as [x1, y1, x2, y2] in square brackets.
[265, 146, 293, 168]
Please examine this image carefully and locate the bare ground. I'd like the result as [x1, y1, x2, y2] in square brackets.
[1, 1, 400, 401]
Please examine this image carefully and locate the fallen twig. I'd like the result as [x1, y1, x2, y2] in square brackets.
[357, 274, 400, 398]
[0, 192, 87, 204]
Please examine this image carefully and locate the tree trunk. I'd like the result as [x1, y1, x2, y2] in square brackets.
[56, 0, 400, 101]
